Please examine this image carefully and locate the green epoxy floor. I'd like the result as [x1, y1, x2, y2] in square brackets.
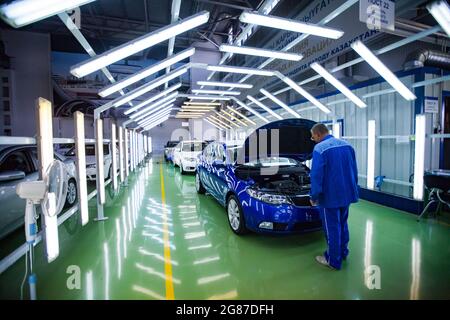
[0, 159, 449, 300]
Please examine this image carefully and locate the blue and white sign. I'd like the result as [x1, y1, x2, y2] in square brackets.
[424, 97, 439, 114]
[359, 0, 396, 31]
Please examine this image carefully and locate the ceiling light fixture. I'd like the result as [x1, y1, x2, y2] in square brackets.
[219, 44, 303, 61]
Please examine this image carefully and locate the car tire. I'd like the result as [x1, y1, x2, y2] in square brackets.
[64, 178, 78, 208]
[226, 195, 248, 235]
[195, 171, 205, 194]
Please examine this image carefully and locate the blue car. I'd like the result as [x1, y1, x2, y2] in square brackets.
[195, 118, 322, 235]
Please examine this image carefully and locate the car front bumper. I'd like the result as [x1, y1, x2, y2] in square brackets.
[181, 161, 197, 172]
[239, 194, 322, 234]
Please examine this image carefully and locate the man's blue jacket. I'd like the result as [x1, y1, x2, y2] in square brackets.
[310, 135, 359, 208]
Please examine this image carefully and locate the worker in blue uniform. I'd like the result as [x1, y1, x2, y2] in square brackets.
[309, 123, 359, 270]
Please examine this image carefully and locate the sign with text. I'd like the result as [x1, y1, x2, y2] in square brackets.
[359, 0, 395, 31]
[424, 97, 439, 114]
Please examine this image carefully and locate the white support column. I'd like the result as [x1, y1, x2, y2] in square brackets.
[131, 131, 135, 171]
[367, 120, 376, 190]
[413, 114, 426, 200]
[124, 128, 129, 178]
[119, 126, 124, 183]
[94, 118, 107, 221]
[36, 97, 60, 263]
[111, 122, 118, 192]
[332, 122, 341, 139]
[74, 111, 89, 226]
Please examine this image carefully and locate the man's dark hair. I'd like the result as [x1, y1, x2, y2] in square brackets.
[311, 123, 329, 135]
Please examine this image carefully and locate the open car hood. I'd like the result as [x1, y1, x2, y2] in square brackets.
[237, 118, 317, 163]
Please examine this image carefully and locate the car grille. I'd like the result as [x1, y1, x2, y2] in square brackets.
[273, 223, 288, 231]
[293, 220, 322, 232]
[290, 195, 311, 207]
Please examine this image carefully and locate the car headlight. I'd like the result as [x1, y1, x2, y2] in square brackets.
[246, 188, 292, 205]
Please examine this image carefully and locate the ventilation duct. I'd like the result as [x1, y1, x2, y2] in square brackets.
[404, 49, 450, 71]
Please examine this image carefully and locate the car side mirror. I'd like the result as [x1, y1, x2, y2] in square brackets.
[0, 170, 26, 182]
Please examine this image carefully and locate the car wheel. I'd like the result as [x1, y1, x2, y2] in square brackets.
[195, 171, 205, 194]
[226, 195, 247, 235]
[64, 179, 78, 208]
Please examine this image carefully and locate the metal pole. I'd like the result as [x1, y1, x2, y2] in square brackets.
[119, 126, 124, 183]
[111, 122, 118, 192]
[94, 118, 107, 221]
[74, 111, 89, 226]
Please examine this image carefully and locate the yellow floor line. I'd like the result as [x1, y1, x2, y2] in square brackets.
[160, 163, 175, 300]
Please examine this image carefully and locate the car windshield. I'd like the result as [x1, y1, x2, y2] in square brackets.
[244, 157, 299, 167]
[65, 144, 109, 156]
[182, 142, 205, 152]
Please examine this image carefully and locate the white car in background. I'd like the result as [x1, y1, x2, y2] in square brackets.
[173, 140, 206, 174]
[64, 143, 118, 181]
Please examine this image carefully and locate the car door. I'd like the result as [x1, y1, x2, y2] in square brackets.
[198, 144, 213, 192]
[210, 144, 229, 205]
[0, 148, 38, 239]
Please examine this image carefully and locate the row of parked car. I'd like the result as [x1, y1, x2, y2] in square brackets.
[164, 119, 323, 235]
[0, 142, 119, 240]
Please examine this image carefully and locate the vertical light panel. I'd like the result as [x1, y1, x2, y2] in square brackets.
[95, 118, 105, 205]
[35, 97, 59, 262]
[119, 126, 124, 183]
[124, 129, 129, 177]
[74, 111, 89, 226]
[332, 122, 341, 139]
[367, 120, 376, 190]
[111, 122, 118, 191]
[413, 114, 426, 200]
[148, 136, 152, 153]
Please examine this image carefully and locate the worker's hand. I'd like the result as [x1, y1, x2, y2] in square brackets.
[310, 199, 318, 206]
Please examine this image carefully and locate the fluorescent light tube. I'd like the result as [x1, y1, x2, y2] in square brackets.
[427, 0, 450, 38]
[139, 108, 172, 126]
[239, 11, 344, 39]
[204, 118, 225, 131]
[367, 120, 376, 190]
[192, 89, 241, 95]
[277, 75, 331, 114]
[140, 113, 172, 128]
[413, 115, 426, 200]
[130, 92, 178, 119]
[226, 106, 256, 125]
[247, 95, 283, 120]
[182, 105, 216, 109]
[124, 83, 181, 115]
[234, 98, 269, 123]
[351, 41, 416, 101]
[112, 66, 187, 107]
[141, 110, 172, 126]
[180, 108, 208, 112]
[99, 48, 194, 97]
[220, 44, 303, 61]
[259, 89, 301, 118]
[197, 81, 253, 89]
[207, 116, 229, 129]
[311, 62, 366, 108]
[144, 116, 170, 131]
[220, 109, 248, 127]
[185, 95, 231, 100]
[214, 112, 240, 128]
[184, 102, 221, 105]
[0, 0, 95, 28]
[71, 11, 209, 78]
[133, 99, 176, 122]
[209, 116, 233, 129]
[206, 65, 275, 76]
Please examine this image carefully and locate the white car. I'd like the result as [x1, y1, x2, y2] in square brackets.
[173, 141, 206, 174]
[64, 143, 118, 181]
